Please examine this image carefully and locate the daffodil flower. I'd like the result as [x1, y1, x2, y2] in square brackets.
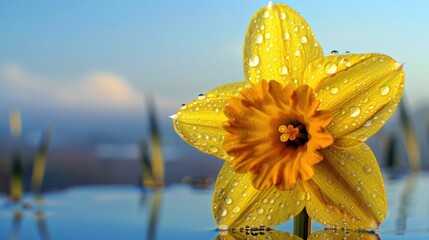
[172, 2, 404, 230]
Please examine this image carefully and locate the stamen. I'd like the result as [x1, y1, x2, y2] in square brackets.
[278, 124, 304, 142]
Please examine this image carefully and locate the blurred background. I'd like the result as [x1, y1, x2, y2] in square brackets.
[0, 0, 428, 199]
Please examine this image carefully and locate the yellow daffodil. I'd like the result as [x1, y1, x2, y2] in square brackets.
[172, 2, 404, 230]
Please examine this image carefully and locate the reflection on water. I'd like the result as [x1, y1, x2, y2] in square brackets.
[395, 173, 419, 235]
[1, 174, 429, 239]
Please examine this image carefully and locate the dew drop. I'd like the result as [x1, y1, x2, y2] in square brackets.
[331, 50, 339, 55]
[284, 32, 290, 40]
[267, 1, 274, 9]
[198, 93, 205, 100]
[354, 186, 361, 192]
[338, 159, 345, 166]
[349, 106, 361, 117]
[232, 206, 241, 213]
[255, 33, 263, 44]
[357, 135, 368, 141]
[324, 62, 338, 74]
[241, 192, 248, 197]
[380, 86, 390, 96]
[280, 12, 287, 20]
[394, 62, 403, 70]
[256, 207, 264, 214]
[220, 208, 228, 217]
[265, 32, 271, 39]
[195, 132, 201, 138]
[279, 203, 285, 208]
[231, 180, 238, 187]
[263, 10, 270, 18]
[364, 120, 371, 127]
[294, 50, 301, 56]
[363, 164, 372, 173]
[330, 87, 339, 94]
[300, 36, 308, 43]
[279, 66, 288, 75]
[248, 55, 260, 67]
[225, 197, 232, 204]
[209, 146, 218, 153]
[266, 214, 272, 220]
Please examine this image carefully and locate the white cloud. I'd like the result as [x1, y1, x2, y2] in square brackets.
[0, 64, 144, 110]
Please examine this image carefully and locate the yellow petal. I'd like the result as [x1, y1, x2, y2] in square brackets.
[213, 162, 305, 228]
[243, 3, 323, 86]
[215, 230, 301, 240]
[173, 82, 250, 160]
[308, 229, 379, 240]
[305, 53, 405, 140]
[304, 143, 387, 229]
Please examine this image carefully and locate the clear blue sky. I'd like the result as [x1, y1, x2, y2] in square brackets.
[1, 0, 428, 113]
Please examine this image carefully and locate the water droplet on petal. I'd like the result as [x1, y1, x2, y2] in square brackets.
[248, 55, 259, 67]
[256, 207, 264, 214]
[280, 12, 287, 20]
[284, 32, 290, 40]
[294, 50, 301, 56]
[220, 208, 228, 216]
[231, 180, 238, 187]
[357, 134, 368, 141]
[209, 146, 218, 153]
[263, 10, 270, 18]
[279, 66, 288, 75]
[265, 32, 271, 39]
[331, 50, 339, 55]
[363, 164, 372, 173]
[225, 197, 232, 204]
[198, 93, 205, 100]
[169, 114, 178, 120]
[330, 87, 339, 94]
[394, 62, 404, 70]
[380, 86, 390, 96]
[349, 106, 361, 117]
[255, 33, 263, 44]
[267, 1, 274, 9]
[233, 206, 241, 213]
[364, 120, 371, 127]
[324, 62, 338, 74]
[300, 36, 308, 44]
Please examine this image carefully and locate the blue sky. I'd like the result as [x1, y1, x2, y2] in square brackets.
[1, 0, 428, 117]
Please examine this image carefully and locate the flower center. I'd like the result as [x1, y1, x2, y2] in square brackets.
[278, 122, 308, 146]
[222, 80, 333, 191]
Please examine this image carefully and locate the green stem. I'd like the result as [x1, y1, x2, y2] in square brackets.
[293, 208, 312, 240]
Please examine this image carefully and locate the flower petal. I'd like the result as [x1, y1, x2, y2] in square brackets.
[305, 53, 405, 141]
[173, 82, 250, 160]
[213, 162, 305, 228]
[308, 229, 380, 240]
[243, 3, 323, 86]
[304, 143, 387, 229]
